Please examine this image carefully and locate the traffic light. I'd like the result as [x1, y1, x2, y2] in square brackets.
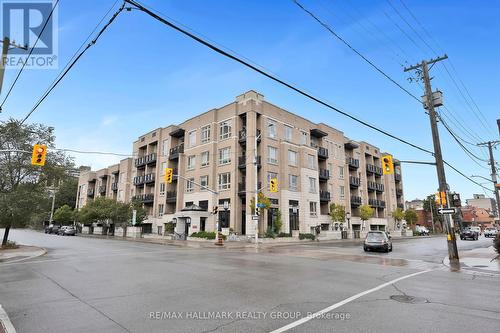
[451, 193, 461, 207]
[270, 178, 278, 193]
[255, 207, 260, 216]
[31, 144, 47, 166]
[164, 167, 173, 183]
[212, 205, 218, 215]
[382, 155, 394, 175]
[435, 191, 447, 206]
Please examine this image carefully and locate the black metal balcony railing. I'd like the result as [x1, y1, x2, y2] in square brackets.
[397, 202, 405, 209]
[238, 129, 261, 145]
[87, 189, 95, 197]
[133, 193, 154, 203]
[319, 169, 330, 181]
[375, 183, 384, 193]
[347, 157, 359, 169]
[111, 182, 118, 191]
[169, 144, 184, 160]
[133, 175, 145, 186]
[350, 196, 362, 206]
[396, 188, 403, 197]
[369, 198, 386, 208]
[395, 173, 401, 182]
[374, 166, 383, 176]
[135, 153, 155, 168]
[166, 191, 177, 203]
[349, 176, 360, 188]
[366, 164, 383, 175]
[98, 185, 106, 194]
[320, 190, 331, 202]
[367, 181, 377, 191]
[144, 173, 155, 185]
[317, 147, 329, 160]
[238, 155, 261, 169]
[237, 182, 262, 197]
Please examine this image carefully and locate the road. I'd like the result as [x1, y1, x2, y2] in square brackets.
[0, 229, 498, 333]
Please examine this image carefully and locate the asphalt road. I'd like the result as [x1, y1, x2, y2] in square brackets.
[0, 229, 498, 333]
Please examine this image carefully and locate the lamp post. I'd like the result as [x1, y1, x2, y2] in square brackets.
[346, 211, 351, 232]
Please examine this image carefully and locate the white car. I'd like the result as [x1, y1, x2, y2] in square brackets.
[415, 225, 429, 236]
[470, 226, 481, 236]
[484, 228, 497, 238]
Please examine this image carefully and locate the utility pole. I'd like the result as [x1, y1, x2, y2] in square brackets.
[0, 37, 28, 97]
[477, 140, 500, 225]
[48, 187, 56, 224]
[405, 55, 459, 263]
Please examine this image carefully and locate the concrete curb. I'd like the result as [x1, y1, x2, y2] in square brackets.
[0, 246, 47, 264]
[0, 305, 17, 333]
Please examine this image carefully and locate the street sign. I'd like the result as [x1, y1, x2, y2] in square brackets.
[257, 203, 265, 208]
[438, 208, 456, 215]
[252, 215, 259, 220]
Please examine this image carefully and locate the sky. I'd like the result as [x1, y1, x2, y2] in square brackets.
[1, 0, 499, 202]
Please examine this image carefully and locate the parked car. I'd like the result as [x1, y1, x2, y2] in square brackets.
[364, 231, 392, 253]
[460, 227, 478, 240]
[484, 228, 498, 238]
[58, 226, 76, 236]
[415, 225, 430, 236]
[470, 226, 482, 236]
[44, 224, 61, 234]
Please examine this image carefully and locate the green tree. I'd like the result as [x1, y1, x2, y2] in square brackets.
[391, 208, 405, 224]
[273, 210, 283, 234]
[359, 204, 374, 223]
[54, 177, 78, 209]
[53, 205, 74, 225]
[329, 203, 346, 228]
[423, 195, 444, 232]
[0, 119, 74, 245]
[404, 209, 418, 228]
[75, 197, 145, 229]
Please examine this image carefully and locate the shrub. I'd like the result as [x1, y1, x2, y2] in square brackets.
[1, 240, 18, 249]
[494, 234, 500, 256]
[265, 226, 276, 239]
[277, 232, 292, 238]
[190, 231, 225, 240]
[299, 233, 315, 240]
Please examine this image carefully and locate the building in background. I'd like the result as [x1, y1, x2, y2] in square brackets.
[465, 194, 497, 218]
[76, 91, 404, 238]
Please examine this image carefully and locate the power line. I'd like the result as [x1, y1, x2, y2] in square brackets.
[0, 0, 60, 112]
[54, 148, 133, 157]
[20, 1, 126, 125]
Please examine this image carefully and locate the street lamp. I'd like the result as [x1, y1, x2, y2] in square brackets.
[346, 211, 351, 231]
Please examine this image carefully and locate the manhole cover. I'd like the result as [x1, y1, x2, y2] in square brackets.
[473, 265, 488, 268]
[390, 295, 428, 304]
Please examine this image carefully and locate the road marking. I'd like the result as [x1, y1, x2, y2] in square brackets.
[269, 269, 433, 333]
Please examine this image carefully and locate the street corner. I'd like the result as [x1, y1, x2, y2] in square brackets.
[0, 305, 17, 333]
[0, 245, 47, 264]
[443, 246, 500, 275]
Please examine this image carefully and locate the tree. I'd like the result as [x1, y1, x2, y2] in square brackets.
[404, 209, 418, 228]
[423, 195, 444, 232]
[75, 197, 145, 229]
[0, 119, 74, 246]
[53, 205, 74, 225]
[54, 177, 78, 209]
[250, 192, 271, 234]
[273, 210, 283, 234]
[359, 204, 374, 224]
[391, 208, 404, 226]
[329, 203, 346, 229]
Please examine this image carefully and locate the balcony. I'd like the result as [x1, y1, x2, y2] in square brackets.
[169, 144, 184, 160]
[238, 155, 261, 169]
[319, 169, 330, 182]
[144, 152, 157, 166]
[350, 196, 362, 207]
[375, 183, 384, 193]
[87, 189, 95, 197]
[395, 173, 401, 182]
[111, 182, 118, 191]
[238, 129, 261, 145]
[317, 147, 329, 160]
[347, 157, 359, 169]
[98, 185, 106, 194]
[166, 191, 177, 203]
[369, 198, 386, 208]
[397, 202, 405, 209]
[366, 164, 383, 176]
[133, 193, 154, 204]
[320, 190, 331, 202]
[396, 188, 403, 197]
[367, 181, 377, 192]
[237, 182, 261, 197]
[144, 173, 155, 185]
[349, 176, 360, 188]
[133, 175, 145, 186]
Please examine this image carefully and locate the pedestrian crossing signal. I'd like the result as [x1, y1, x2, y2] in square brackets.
[382, 155, 394, 175]
[270, 178, 278, 192]
[31, 144, 47, 166]
[164, 168, 173, 183]
[435, 191, 447, 206]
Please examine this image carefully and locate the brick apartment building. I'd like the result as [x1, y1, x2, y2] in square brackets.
[76, 91, 405, 237]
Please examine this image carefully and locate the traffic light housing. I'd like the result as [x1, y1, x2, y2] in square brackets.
[31, 144, 47, 166]
[255, 207, 260, 216]
[435, 191, 447, 206]
[382, 155, 394, 175]
[451, 193, 461, 207]
[212, 205, 218, 215]
[164, 167, 173, 183]
[270, 178, 278, 193]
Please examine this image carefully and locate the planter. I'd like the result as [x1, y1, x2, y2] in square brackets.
[93, 226, 103, 235]
[126, 226, 142, 238]
[82, 226, 90, 234]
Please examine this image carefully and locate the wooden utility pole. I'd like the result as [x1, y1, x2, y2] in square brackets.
[0, 37, 28, 98]
[477, 140, 500, 225]
[404, 55, 459, 263]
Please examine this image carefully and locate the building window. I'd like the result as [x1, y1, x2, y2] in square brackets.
[158, 204, 164, 217]
[289, 174, 298, 191]
[159, 183, 165, 196]
[219, 120, 232, 140]
[199, 200, 209, 211]
[284, 125, 293, 141]
[268, 119, 277, 138]
[201, 151, 210, 167]
[300, 131, 308, 145]
[340, 186, 345, 199]
[308, 154, 315, 169]
[338, 166, 344, 179]
[268, 146, 278, 164]
[187, 155, 196, 170]
[188, 130, 196, 147]
[161, 162, 167, 174]
[186, 178, 195, 193]
[310, 202, 317, 217]
[267, 172, 278, 185]
[218, 172, 231, 190]
[200, 175, 208, 191]
[201, 125, 211, 143]
[309, 177, 317, 193]
[162, 139, 169, 156]
[288, 150, 297, 166]
[219, 147, 231, 165]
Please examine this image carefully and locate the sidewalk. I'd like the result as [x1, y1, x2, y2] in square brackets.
[0, 245, 47, 264]
[0, 305, 16, 333]
[443, 246, 500, 275]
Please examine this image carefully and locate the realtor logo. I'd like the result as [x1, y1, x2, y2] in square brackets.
[1, 0, 58, 68]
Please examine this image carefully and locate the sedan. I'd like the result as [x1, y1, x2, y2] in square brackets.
[460, 228, 478, 240]
[58, 226, 77, 236]
[364, 231, 392, 253]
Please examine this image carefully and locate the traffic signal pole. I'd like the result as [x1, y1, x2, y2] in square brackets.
[477, 141, 500, 225]
[405, 55, 459, 263]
